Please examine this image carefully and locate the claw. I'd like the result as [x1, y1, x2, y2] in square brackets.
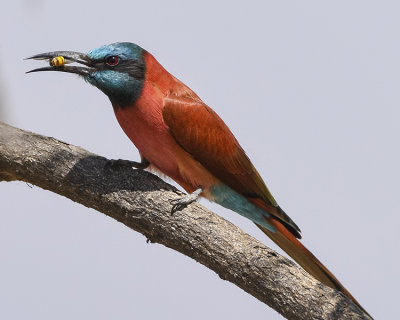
[105, 158, 150, 170]
[170, 188, 202, 212]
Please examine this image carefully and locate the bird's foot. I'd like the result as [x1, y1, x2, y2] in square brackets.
[170, 188, 202, 212]
[106, 158, 150, 170]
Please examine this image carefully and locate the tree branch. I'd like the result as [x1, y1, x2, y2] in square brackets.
[0, 122, 370, 319]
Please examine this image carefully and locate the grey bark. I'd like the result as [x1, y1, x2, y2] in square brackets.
[0, 122, 371, 320]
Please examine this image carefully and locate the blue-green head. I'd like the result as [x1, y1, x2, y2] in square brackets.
[27, 42, 146, 106]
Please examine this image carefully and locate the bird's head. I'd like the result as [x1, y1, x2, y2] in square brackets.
[27, 42, 146, 106]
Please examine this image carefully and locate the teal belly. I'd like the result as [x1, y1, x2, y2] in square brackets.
[209, 184, 276, 232]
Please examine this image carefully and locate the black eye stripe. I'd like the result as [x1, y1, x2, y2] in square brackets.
[90, 58, 145, 80]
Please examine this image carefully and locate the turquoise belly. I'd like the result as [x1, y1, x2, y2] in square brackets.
[209, 184, 276, 233]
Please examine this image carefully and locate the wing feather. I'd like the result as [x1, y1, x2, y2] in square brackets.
[162, 94, 300, 235]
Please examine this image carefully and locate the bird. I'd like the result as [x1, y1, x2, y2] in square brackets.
[27, 42, 368, 315]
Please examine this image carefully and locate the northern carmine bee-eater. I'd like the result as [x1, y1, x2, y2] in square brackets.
[27, 42, 369, 315]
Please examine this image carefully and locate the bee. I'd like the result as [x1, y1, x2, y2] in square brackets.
[49, 56, 66, 67]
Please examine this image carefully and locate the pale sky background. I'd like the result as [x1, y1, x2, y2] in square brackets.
[1, 1, 398, 319]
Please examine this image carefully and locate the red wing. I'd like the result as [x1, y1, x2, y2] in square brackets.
[162, 95, 271, 200]
[162, 94, 301, 236]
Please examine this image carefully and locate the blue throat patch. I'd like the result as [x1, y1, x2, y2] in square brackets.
[86, 69, 144, 106]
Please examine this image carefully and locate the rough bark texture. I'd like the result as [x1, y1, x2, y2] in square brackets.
[0, 122, 371, 320]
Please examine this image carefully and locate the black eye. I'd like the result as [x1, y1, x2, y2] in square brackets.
[105, 55, 120, 66]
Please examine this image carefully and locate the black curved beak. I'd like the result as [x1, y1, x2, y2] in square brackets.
[26, 51, 95, 76]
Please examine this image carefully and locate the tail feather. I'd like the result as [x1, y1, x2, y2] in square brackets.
[258, 218, 370, 317]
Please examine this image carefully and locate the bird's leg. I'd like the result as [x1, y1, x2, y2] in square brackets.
[107, 155, 150, 170]
[170, 188, 202, 212]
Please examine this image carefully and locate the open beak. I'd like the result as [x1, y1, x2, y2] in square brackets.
[26, 51, 95, 76]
